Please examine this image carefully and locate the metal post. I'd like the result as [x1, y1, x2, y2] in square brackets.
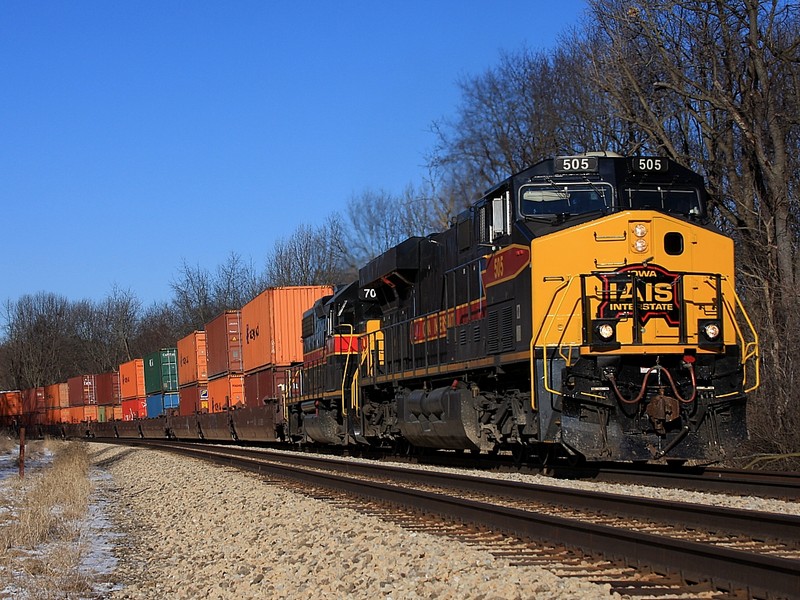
[18, 426, 25, 479]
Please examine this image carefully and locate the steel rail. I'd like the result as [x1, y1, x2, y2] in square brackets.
[134, 441, 800, 598]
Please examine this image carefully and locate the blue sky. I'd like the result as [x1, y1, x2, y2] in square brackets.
[1, 1, 587, 310]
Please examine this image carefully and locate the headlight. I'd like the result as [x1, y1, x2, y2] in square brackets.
[633, 223, 648, 237]
[698, 319, 723, 348]
[633, 238, 648, 252]
[597, 323, 615, 340]
[703, 322, 720, 340]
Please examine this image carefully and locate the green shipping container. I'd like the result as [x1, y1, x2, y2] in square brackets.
[144, 348, 179, 395]
[98, 405, 107, 423]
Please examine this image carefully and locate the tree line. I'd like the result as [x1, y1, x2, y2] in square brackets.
[2, 0, 798, 461]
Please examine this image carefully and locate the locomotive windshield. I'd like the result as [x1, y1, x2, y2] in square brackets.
[624, 187, 702, 216]
[519, 183, 612, 216]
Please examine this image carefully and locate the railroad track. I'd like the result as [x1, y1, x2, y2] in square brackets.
[114, 439, 800, 598]
[85, 434, 800, 500]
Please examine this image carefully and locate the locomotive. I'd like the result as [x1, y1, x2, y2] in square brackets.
[286, 153, 760, 463]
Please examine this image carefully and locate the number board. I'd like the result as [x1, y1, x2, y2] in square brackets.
[554, 156, 599, 174]
[631, 157, 668, 172]
[358, 288, 379, 302]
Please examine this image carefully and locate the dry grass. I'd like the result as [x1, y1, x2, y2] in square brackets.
[0, 440, 97, 599]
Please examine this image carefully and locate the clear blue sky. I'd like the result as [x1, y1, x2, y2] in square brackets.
[1, 1, 587, 309]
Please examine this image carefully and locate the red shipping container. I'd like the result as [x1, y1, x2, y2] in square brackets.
[121, 397, 147, 421]
[119, 359, 145, 400]
[205, 311, 243, 379]
[22, 387, 45, 414]
[177, 331, 208, 386]
[68, 375, 97, 406]
[178, 384, 207, 416]
[242, 286, 332, 373]
[244, 367, 287, 409]
[44, 383, 69, 410]
[207, 374, 244, 413]
[95, 372, 121, 405]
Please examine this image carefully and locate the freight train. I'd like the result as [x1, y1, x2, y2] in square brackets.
[7, 153, 760, 464]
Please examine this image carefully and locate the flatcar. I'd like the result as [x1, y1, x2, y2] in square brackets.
[287, 153, 760, 463]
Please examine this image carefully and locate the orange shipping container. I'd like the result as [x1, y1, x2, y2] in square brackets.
[207, 374, 244, 413]
[241, 286, 332, 373]
[119, 359, 146, 400]
[177, 331, 208, 386]
[65, 405, 98, 423]
[206, 311, 243, 378]
[44, 383, 69, 410]
[0, 391, 22, 417]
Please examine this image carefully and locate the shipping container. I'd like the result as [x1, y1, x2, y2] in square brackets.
[98, 405, 108, 423]
[145, 393, 179, 419]
[21, 387, 45, 414]
[0, 391, 22, 418]
[207, 374, 244, 413]
[113, 405, 123, 421]
[44, 407, 60, 426]
[177, 331, 208, 386]
[144, 349, 178, 395]
[65, 405, 98, 423]
[241, 286, 332, 373]
[205, 311, 243, 378]
[119, 359, 146, 400]
[68, 375, 97, 406]
[178, 384, 207, 416]
[121, 397, 147, 421]
[44, 383, 69, 410]
[95, 372, 121, 405]
[244, 366, 287, 409]
[48, 408, 64, 425]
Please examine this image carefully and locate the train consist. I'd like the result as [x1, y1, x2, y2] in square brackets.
[2, 154, 760, 463]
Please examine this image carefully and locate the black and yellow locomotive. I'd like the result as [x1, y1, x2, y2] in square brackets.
[288, 153, 759, 463]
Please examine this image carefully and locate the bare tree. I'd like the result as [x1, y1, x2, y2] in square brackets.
[2, 293, 75, 388]
[170, 259, 215, 331]
[265, 215, 349, 286]
[212, 251, 268, 310]
[75, 286, 141, 372]
[342, 185, 436, 270]
[130, 301, 185, 357]
[584, 0, 800, 456]
[426, 45, 634, 212]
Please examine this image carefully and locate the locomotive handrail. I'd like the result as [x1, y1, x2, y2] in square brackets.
[339, 324, 354, 417]
[535, 275, 580, 401]
[719, 278, 760, 394]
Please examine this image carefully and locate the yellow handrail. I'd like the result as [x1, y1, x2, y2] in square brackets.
[720, 278, 761, 394]
[533, 276, 579, 401]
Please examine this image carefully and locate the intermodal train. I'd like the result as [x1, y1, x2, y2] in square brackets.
[14, 153, 761, 464]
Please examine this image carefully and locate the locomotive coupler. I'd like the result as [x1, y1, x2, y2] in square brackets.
[644, 388, 681, 435]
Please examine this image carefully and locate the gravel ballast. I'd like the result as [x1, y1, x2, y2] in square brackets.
[91, 444, 619, 599]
